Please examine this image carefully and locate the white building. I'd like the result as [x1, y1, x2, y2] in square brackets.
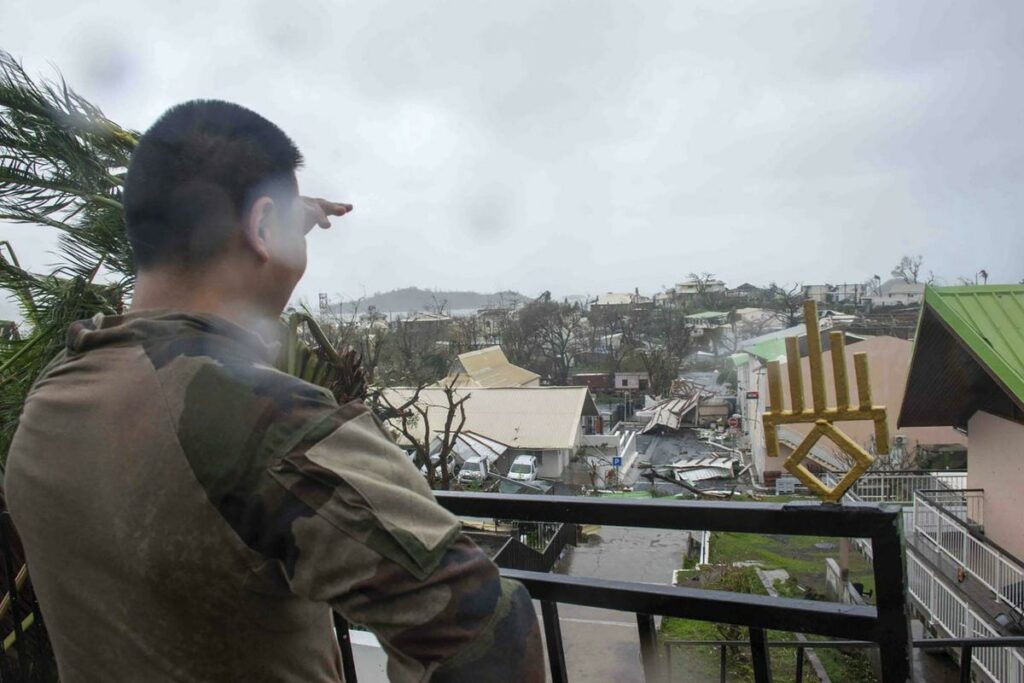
[867, 278, 925, 307]
[669, 279, 727, 300]
[613, 371, 650, 391]
[383, 386, 599, 480]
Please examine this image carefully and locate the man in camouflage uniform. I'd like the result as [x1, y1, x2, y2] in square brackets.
[5, 100, 543, 681]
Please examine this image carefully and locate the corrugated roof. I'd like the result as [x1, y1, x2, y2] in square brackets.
[927, 285, 1024, 404]
[441, 346, 540, 388]
[899, 285, 1024, 428]
[738, 323, 807, 349]
[640, 395, 700, 434]
[745, 338, 787, 362]
[383, 386, 598, 450]
[739, 325, 865, 363]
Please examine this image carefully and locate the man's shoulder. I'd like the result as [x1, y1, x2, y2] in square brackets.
[145, 327, 333, 411]
[144, 331, 341, 475]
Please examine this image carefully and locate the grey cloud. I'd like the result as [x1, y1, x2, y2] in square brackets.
[2, 0, 1023, 322]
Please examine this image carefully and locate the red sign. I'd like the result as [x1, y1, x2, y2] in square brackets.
[728, 417, 739, 428]
[746, 391, 759, 400]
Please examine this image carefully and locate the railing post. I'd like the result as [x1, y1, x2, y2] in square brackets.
[637, 613, 661, 682]
[541, 601, 569, 683]
[749, 627, 772, 683]
[795, 645, 805, 683]
[872, 512, 912, 683]
[996, 555, 1002, 604]
[333, 613, 359, 683]
[720, 643, 727, 683]
[959, 645, 972, 683]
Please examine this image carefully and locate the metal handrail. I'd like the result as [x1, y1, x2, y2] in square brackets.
[907, 550, 1024, 683]
[824, 475, 1023, 682]
[419, 491, 912, 682]
[913, 490, 1024, 620]
[917, 487, 985, 528]
[663, 636, 1024, 683]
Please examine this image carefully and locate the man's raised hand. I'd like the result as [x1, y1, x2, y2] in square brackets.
[302, 197, 353, 234]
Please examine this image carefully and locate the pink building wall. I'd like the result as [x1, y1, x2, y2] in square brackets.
[967, 411, 1024, 561]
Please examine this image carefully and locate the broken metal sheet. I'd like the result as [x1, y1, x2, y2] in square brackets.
[669, 456, 736, 483]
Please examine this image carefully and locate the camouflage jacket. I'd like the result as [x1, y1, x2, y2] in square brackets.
[5, 311, 542, 682]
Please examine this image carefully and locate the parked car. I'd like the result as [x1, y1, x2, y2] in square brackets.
[419, 453, 459, 477]
[457, 455, 491, 486]
[507, 454, 538, 482]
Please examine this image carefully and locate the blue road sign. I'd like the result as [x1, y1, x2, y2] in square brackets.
[612, 456, 622, 467]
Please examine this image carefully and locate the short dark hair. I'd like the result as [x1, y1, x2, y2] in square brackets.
[124, 100, 303, 269]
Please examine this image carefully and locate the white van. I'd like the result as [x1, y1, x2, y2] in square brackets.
[458, 455, 490, 486]
[507, 454, 538, 482]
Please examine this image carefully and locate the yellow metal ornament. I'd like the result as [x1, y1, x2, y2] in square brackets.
[762, 300, 889, 502]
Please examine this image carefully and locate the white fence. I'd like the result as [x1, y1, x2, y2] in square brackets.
[823, 471, 1024, 682]
[845, 471, 967, 504]
[913, 491, 1024, 622]
[821, 471, 958, 562]
[908, 552, 1024, 683]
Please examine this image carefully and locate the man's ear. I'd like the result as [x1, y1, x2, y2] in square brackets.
[243, 196, 275, 264]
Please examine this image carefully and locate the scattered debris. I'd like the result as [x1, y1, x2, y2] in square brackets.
[669, 456, 736, 484]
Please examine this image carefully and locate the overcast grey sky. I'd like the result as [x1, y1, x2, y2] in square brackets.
[2, 0, 1022, 314]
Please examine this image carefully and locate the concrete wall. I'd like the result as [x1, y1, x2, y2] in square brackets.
[536, 448, 570, 479]
[737, 358, 782, 484]
[614, 372, 648, 391]
[967, 411, 1024, 560]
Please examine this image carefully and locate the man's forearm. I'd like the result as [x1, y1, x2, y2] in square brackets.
[432, 578, 544, 683]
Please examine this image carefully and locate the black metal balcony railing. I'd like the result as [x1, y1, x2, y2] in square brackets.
[663, 636, 1024, 683]
[491, 522, 578, 574]
[4, 493, 1017, 682]
[336, 492, 916, 683]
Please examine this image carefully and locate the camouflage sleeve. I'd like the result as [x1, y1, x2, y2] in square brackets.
[269, 402, 544, 683]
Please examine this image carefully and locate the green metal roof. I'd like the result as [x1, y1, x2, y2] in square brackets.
[745, 338, 787, 362]
[925, 285, 1024, 406]
[729, 353, 751, 368]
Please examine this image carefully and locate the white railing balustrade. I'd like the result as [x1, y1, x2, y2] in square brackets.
[844, 471, 965, 504]
[908, 552, 1024, 683]
[914, 490, 1024, 623]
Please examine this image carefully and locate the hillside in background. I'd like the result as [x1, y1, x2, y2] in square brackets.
[331, 287, 529, 314]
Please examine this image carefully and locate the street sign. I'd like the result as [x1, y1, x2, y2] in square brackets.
[728, 417, 739, 428]
[746, 391, 759, 400]
[612, 456, 622, 467]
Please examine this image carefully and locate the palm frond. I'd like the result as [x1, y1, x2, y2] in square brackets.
[0, 50, 367, 466]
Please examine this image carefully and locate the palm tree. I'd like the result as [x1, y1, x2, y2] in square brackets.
[0, 50, 363, 465]
[0, 50, 137, 463]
